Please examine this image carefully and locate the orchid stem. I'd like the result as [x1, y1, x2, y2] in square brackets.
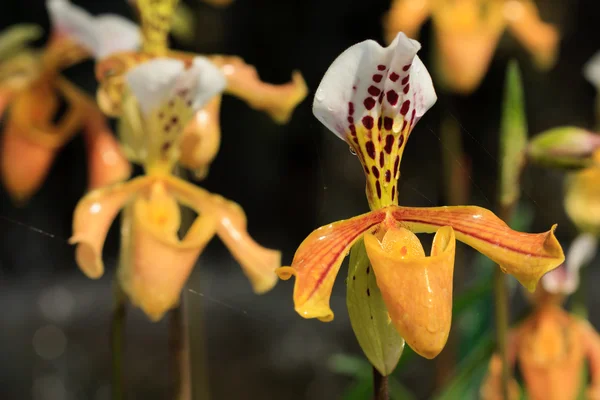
[495, 204, 514, 400]
[171, 297, 192, 400]
[373, 367, 388, 400]
[111, 281, 127, 400]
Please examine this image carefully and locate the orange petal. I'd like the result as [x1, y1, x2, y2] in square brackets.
[179, 96, 222, 179]
[210, 55, 308, 123]
[69, 176, 153, 279]
[162, 175, 281, 293]
[391, 206, 564, 291]
[120, 181, 218, 321]
[383, 0, 432, 43]
[83, 110, 131, 190]
[505, 0, 559, 70]
[276, 209, 387, 321]
[364, 225, 455, 359]
[0, 117, 57, 204]
[431, 1, 505, 93]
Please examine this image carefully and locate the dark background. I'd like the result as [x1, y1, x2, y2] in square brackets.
[1, 0, 600, 399]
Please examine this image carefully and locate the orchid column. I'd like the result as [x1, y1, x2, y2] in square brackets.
[278, 33, 564, 397]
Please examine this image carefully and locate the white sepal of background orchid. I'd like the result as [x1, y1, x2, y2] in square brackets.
[542, 233, 598, 295]
[125, 56, 226, 119]
[584, 51, 600, 90]
[47, 0, 140, 59]
[313, 32, 436, 142]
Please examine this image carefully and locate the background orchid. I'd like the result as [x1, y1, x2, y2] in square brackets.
[70, 57, 280, 321]
[53, 0, 308, 178]
[481, 235, 600, 400]
[277, 33, 564, 397]
[383, 0, 559, 94]
[0, 1, 139, 204]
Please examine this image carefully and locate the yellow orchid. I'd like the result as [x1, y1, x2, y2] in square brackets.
[56, 0, 307, 179]
[0, 3, 140, 203]
[481, 235, 600, 400]
[278, 33, 564, 360]
[383, 0, 559, 94]
[69, 58, 280, 321]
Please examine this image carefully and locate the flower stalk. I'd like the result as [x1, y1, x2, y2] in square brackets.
[373, 367, 389, 400]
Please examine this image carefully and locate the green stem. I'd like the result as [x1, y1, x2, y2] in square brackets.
[494, 204, 514, 400]
[493, 268, 510, 400]
[111, 282, 127, 400]
[373, 367, 389, 400]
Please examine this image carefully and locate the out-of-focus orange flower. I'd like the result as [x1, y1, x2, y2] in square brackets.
[384, 0, 559, 94]
[62, 0, 308, 178]
[70, 58, 280, 321]
[0, 4, 140, 203]
[481, 235, 600, 400]
[277, 33, 564, 359]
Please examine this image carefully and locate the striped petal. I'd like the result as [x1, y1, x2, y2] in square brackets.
[364, 225, 455, 359]
[276, 209, 387, 321]
[312, 33, 436, 208]
[391, 206, 565, 291]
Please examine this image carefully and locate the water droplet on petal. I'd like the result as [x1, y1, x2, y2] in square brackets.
[315, 89, 325, 102]
[349, 147, 357, 155]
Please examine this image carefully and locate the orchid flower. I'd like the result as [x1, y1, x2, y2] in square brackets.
[481, 237, 600, 400]
[383, 0, 559, 94]
[57, 0, 307, 178]
[0, 4, 138, 203]
[277, 33, 564, 361]
[69, 58, 281, 321]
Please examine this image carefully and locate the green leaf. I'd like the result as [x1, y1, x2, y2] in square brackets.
[0, 24, 43, 60]
[499, 60, 528, 207]
[328, 353, 372, 380]
[433, 329, 495, 400]
[347, 239, 404, 376]
[527, 126, 600, 169]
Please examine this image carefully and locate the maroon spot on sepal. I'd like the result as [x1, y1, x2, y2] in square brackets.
[385, 170, 391, 182]
[401, 76, 409, 85]
[376, 181, 382, 199]
[348, 102, 355, 115]
[379, 152, 385, 168]
[362, 116, 374, 129]
[403, 84, 410, 94]
[371, 166, 380, 178]
[365, 141, 376, 159]
[386, 90, 399, 106]
[372, 74, 383, 83]
[377, 64, 386, 71]
[364, 97, 376, 110]
[397, 134, 404, 148]
[347, 116, 354, 123]
[393, 155, 400, 176]
[391, 185, 396, 201]
[402, 64, 411, 71]
[389, 72, 399, 82]
[383, 117, 393, 131]
[368, 86, 381, 96]
[384, 134, 394, 153]
[400, 100, 410, 115]
[377, 116, 382, 131]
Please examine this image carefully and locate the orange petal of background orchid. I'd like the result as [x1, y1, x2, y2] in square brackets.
[83, 110, 131, 190]
[120, 181, 219, 321]
[210, 55, 308, 123]
[1, 77, 85, 203]
[69, 176, 153, 279]
[364, 225, 456, 359]
[505, 0, 559, 70]
[179, 96, 222, 179]
[383, 0, 432, 44]
[276, 209, 387, 321]
[0, 118, 57, 204]
[391, 206, 564, 291]
[163, 175, 281, 294]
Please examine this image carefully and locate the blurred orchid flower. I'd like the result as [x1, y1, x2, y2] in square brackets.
[384, 0, 559, 94]
[528, 127, 600, 235]
[83, 0, 307, 178]
[482, 235, 600, 400]
[0, 4, 138, 203]
[70, 58, 280, 321]
[277, 33, 564, 360]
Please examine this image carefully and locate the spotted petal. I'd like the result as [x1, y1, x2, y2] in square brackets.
[276, 209, 387, 321]
[313, 32, 436, 208]
[391, 206, 565, 291]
